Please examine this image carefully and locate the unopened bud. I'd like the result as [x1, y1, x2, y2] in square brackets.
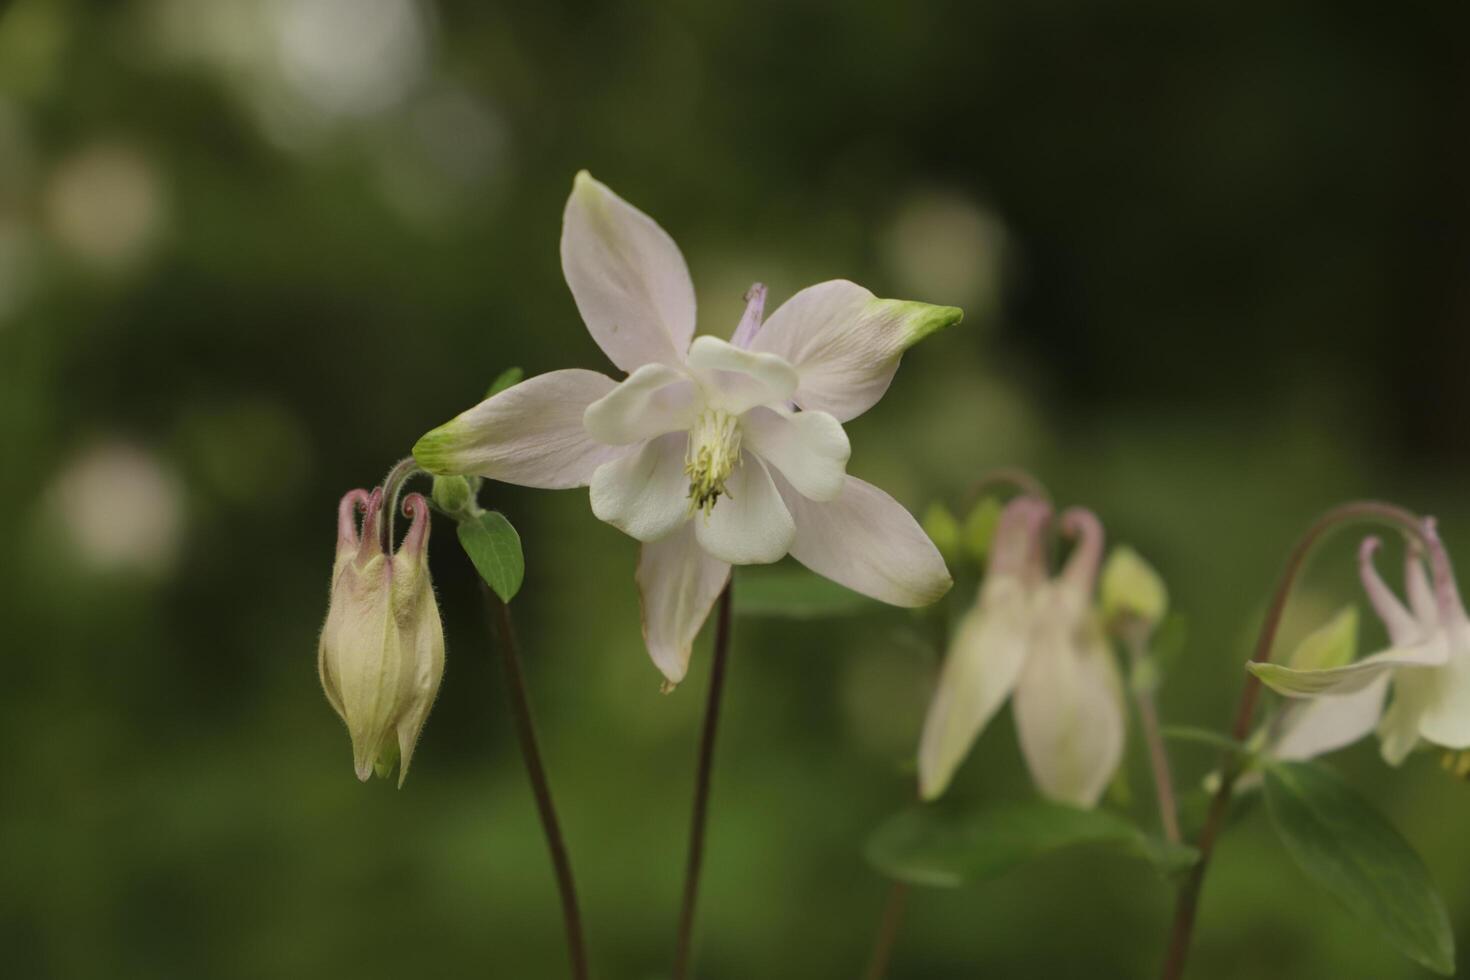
[921, 502, 961, 564]
[1100, 546, 1168, 631]
[319, 487, 445, 786]
[431, 474, 478, 520]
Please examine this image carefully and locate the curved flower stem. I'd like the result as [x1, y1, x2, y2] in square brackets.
[482, 585, 589, 980]
[672, 582, 735, 980]
[963, 466, 1051, 509]
[379, 456, 423, 551]
[1159, 500, 1424, 980]
[1125, 628, 1181, 843]
[861, 882, 910, 980]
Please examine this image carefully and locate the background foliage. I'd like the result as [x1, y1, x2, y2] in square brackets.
[2, 1, 1468, 977]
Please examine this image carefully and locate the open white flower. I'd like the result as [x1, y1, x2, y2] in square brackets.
[1250, 524, 1470, 765]
[918, 498, 1126, 807]
[415, 172, 958, 684]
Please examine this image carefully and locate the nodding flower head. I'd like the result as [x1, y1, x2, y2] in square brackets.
[918, 499, 1126, 808]
[319, 487, 445, 786]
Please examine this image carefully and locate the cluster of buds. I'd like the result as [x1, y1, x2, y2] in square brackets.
[319, 486, 445, 785]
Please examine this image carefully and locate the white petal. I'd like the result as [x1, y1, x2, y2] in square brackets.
[1247, 639, 1448, 698]
[1378, 672, 1432, 765]
[1358, 537, 1420, 645]
[741, 406, 850, 502]
[560, 172, 696, 372]
[749, 280, 962, 422]
[686, 335, 799, 414]
[638, 523, 731, 684]
[692, 453, 794, 565]
[774, 474, 951, 607]
[414, 369, 623, 488]
[583, 363, 698, 445]
[1274, 675, 1389, 762]
[1414, 641, 1470, 749]
[917, 576, 1032, 800]
[589, 433, 691, 542]
[1011, 592, 1126, 808]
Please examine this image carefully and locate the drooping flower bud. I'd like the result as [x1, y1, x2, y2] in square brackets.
[1100, 545, 1168, 633]
[319, 487, 445, 786]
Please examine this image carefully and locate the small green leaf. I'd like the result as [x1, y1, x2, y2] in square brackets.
[921, 502, 961, 565]
[1263, 761, 1454, 975]
[1287, 605, 1358, 671]
[456, 511, 524, 602]
[865, 800, 1197, 888]
[733, 565, 873, 619]
[1159, 725, 1251, 754]
[485, 366, 524, 399]
[961, 496, 1003, 564]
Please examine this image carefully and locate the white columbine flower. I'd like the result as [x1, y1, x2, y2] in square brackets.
[918, 498, 1126, 807]
[415, 172, 958, 685]
[1250, 523, 1470, 765]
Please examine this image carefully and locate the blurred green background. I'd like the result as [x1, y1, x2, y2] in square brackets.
[3, 0, 1469, 977]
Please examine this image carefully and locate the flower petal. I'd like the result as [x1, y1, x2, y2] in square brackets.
[749, 280, 962, 422]
[1378, 671, 1432, 765]
[686, 335, 798, 414]
[638, 523, 731, 685]
[917, 576, 1032, 800]
[1358, 537, 1420, 645]
[414, 369, 622, 489]
[1011, 591, 1125, 808]
[1246, 639, 1448, 698]
[1413, 647, 1470, 750]
[561, 171, 696, 372]
[692, 453, 794, 565]
[589, 432, 691, 542]
[583, 363, 698, 445]
[741, 405, 850, 502]
[1274, 675, 1389, 762]
[773, 474, 951, 607]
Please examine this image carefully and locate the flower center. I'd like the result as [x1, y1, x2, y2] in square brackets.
[685, 408, 741, 516]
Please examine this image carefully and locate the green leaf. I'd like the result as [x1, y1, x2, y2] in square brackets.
[456, 511, 524, 602]
[865, 800, 1197, 888]
[485, 366, 524, 399]
[1158, 725, 1250, 754]
[733, 565, 873, 619]
[1263, 761, 1454, 975]
[961, 495, 1002, 564]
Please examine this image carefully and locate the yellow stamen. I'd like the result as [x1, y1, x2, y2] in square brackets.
[685, 408, 741, 516]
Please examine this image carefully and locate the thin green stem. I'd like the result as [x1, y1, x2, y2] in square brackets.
[1159, 500, 1424, 980]
[861, 882, 910, 980]
[1126, 628, 1181, 844]
[672, 583, 735, 980]
[483, 586, 589, 980]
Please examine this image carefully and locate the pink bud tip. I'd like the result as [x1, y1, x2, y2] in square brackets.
[1059, 506, 1105, 594]
[399, 492, 432, 556]
[337, 488, 371, 548]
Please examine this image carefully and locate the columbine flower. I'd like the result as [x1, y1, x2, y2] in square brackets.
[319, 487, 445, 785]
[918, 498, 1126, 807]
[414, 172, 958, 685]
[1250, 522, 1470, 765]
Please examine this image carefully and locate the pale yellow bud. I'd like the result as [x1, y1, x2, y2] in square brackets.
[1100, 545, 1168, 630]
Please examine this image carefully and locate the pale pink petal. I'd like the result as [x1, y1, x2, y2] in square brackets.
[638, 523, 732, 684]
[774, 474, 951, 607]
[1358, 538, 1420, 645]
[583, 363, 698, 445]
[917, 576, 1032, 800]
[740, 406, 850, 502]
[729, 283, 766, 349]
[589, 433, 691, 542]
[1274, 675, 1389, 761]
[414, 369, 622, 488]
[1011, 588, 1126, 808]
[691, 453, 794, 565]
[1413, 646, 1470, 750]
[750, 280, 962, 422]
[560, 172, 696, 372]
[686, 335, 798, 414]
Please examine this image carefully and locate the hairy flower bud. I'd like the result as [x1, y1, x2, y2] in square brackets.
[319, 487, 445, 786]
